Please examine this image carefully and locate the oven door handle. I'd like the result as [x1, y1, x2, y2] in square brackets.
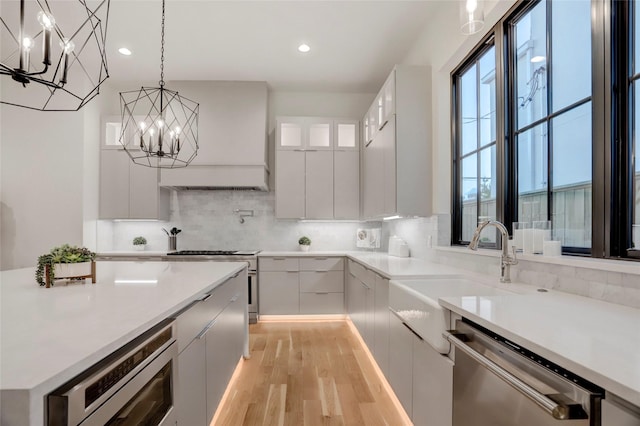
[444, 331, 571, 420]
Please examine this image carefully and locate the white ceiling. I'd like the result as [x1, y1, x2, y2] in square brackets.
[106, 1, 443, 93]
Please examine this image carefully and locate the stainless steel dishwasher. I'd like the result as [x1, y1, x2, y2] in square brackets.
[444, 319, 603, 426]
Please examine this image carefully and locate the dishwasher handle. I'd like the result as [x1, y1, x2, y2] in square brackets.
[444, 331, 571, 420]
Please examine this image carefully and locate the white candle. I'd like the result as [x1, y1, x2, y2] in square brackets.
[543, 240, 562, 257]
[533, 229, 551, 254]
[513, 229, 524, 251]
[523, 229, 535, 254]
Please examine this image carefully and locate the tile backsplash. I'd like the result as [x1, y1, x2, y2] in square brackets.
[98, 190, 366, 252]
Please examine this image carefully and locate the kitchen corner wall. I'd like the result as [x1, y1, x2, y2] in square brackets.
[98, 190, 365, 252]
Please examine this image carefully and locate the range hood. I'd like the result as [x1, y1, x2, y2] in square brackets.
[160, 164, 269, 191]
[157, 81, 269, 191]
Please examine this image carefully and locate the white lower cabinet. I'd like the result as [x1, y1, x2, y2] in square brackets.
[412, 337, 453, 426]
[602, 396, 640, 426]
[373, 275, 390, 375]
[258, 256, 344, 315]
[175, 272, 245, 426]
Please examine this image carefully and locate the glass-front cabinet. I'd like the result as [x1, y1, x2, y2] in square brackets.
[276, 117, 333, 150]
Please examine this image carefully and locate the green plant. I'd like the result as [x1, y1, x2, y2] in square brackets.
[298, 236, 311, 246]
[36, 244, 96, 286]
[133, 236, 147, 245]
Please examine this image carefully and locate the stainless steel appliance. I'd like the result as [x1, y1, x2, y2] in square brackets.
[444, 319, 603, 426]
[165, 250, 259, 324]
[47, 320, 177, 426]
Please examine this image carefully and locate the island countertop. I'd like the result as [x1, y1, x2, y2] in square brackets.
[0, 261, 246, 425]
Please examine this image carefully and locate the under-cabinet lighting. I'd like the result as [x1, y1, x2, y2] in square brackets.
[118, 47, 132, 56]
[112, 219, 161, 222]
[383, 215, 402, 221]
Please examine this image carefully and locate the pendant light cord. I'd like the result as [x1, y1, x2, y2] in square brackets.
[159, 0, 165, 88]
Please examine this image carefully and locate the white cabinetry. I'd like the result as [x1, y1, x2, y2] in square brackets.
[258, 256, 344, 315]
[388, 311, 414, 416]
[602, 395, 640, 426]
[346, 260, 375, 348]
[175, 271, 246, 426]
[412, 337, 453, 426]
[362, 65, 431, 219]
[99, 148, 170, 220]
[276, 117, 359, 219]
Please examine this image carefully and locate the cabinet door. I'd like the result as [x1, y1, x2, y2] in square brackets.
[388, 312, 413, 418]
[177, 337, 207, 426]
[99, 150, 130, 219]
[305, 151, 334, 219]
[602, 398, 640, 426]
[307, 118, 333, 150]
[299, 271, 344, 293]
[299, 293, 344, 314]
[205, 316, 227, 422]
[276, 150, 305, 218]
[381, 118, 397, 216]
[368, 105, 378, 144]
[362, 270, 375, 348]
[334, 150, 360, 219]
[373, 275, 390, 375]
[259, 271, 299, 314]
[382, 71, 395, 124]
[129, 163, 161, 219]
[362, 136, 384, 218]
[276, 118, 304, 150]
[334, 120, 359, 151]
[412, 337, 453, 426]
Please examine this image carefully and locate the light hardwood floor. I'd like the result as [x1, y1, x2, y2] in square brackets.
[213, 320, 411, 426]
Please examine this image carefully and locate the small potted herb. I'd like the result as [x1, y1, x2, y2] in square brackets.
[133, 236, 147, 251]
[298, 236, 311, 252]
[36, 244, 96, 287]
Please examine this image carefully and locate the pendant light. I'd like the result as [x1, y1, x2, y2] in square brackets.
[460, 0, 485, 35]
[119, 0, 199, 168]
[0, 0, 110, 111]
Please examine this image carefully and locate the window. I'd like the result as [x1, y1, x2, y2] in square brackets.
[452, 0, 637, 261]
[511, 0, 592, 251]
[454, 43, 497, 244]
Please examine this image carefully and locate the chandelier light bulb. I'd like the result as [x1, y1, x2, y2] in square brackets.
[174, 126, 181, 135]
[139, 121, 147, 131]
[61, 40, 75, 54]
[156, 119, 164, 129]
[22, 37, 34, 51]
[149, 128, 155, 136]
[37, 11, 55, 29]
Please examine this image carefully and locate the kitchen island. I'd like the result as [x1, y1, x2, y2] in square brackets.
[0, 261, 247, 426]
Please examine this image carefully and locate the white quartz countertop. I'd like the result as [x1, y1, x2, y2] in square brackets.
[439, 290, 640, 406]
[0, 261, 245, 394]
[258, 251, 464, 279]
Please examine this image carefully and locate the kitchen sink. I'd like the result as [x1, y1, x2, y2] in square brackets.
[388, 278, 514, 353]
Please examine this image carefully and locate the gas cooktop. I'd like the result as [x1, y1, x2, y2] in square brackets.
[166, 250, 260, 256]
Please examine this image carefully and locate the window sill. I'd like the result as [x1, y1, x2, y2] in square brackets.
[436, 245, 640, 276]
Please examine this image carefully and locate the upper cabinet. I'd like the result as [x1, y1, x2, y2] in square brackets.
[159, 81, 269, 189]
[275, 117, 359, 219]
[362, 65, 431, 219]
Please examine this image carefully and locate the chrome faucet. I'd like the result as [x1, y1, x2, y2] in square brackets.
[468, 220, 518, 283]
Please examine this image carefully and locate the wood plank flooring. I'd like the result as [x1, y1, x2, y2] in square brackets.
[212, 320, 411, 426]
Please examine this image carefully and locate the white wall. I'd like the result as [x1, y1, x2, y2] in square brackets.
[0, 82, 86, 270]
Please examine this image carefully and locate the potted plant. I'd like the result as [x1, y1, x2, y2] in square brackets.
[36, 244, 96, 287]
[298, 236, 311, 252]
[133, 236, 147, 251]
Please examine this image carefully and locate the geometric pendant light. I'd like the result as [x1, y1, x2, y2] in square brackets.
[0, 0, 110, 111]
[119, 0, 198, 168]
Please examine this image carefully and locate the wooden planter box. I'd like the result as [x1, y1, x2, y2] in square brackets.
[45, 261, 96, 288]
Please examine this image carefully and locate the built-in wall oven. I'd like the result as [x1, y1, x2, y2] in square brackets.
[445, 319, 604, 426]
[47, 320, 177, 426]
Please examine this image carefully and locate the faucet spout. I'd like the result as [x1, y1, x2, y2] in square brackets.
[468, 220, 518, 283]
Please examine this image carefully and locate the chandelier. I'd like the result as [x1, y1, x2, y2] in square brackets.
[0, 0, 110, 111]
[460, 0, 484, 35]
[119, 0, 198, 168]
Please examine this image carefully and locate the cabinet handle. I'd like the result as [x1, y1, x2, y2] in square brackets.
[200, 293, 212, 302]
[287, 270, 298, 273]
[293, 149, 305, 152]
[272, 257, 286, 260]
[315, 292, 329, 295]
[196, 319, 217, 340]
[389, 308, 422, 340]
[314, 257, 329, 260]
[349, 271, 356, 278]
[365, 139, 373, 147]
[231, 271, 241, 279]
[378, 119, 389, 131]
[315, 270, 328, 273]
[360, 281, 370, 290]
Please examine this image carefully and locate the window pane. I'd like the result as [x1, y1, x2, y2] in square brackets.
[461, 65, 478, 155]
[636, 0, 640, 73]
[479, 47, 497, 147]
[518, 123, 548, 223]
[479, 145, 497, 243]
[552, 0, 591, 112]
[515, 2, 547, 130]
[462, 154, 478, 241]
[551, 103, 592, 248]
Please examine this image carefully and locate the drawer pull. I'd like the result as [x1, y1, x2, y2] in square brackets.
[315, 270, 328, 273]
[196, 319, 217, 340]
[315, 292, 329, 295]
[272, 257, 286, 260]
[287, 270, 298, 273]
[314, 257, 329, 260]
[200, 293, 212, 302]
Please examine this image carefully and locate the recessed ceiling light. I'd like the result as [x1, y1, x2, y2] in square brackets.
[118, 47, 132, 56]
[298, 44, 310, 53]
[531, 55, 545, 63]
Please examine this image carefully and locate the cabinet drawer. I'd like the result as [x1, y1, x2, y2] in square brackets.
[348, 259, 369, 282]
[299, 257, 344, 271]
[299, 271, 344, 293]
[299, 293, 344, 314]
[259, 257, 299, 272]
